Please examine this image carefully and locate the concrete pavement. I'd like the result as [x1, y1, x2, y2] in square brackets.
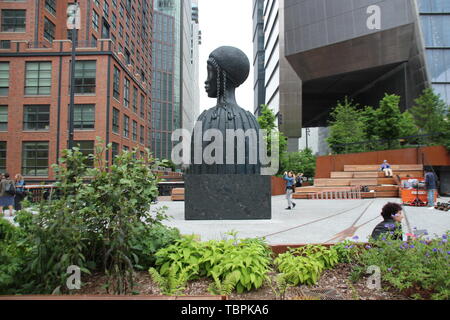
[2, 196, 448, 245]
[157, 196, 450, 244]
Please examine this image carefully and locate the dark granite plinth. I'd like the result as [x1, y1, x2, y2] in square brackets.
[185, 174, 272, 220]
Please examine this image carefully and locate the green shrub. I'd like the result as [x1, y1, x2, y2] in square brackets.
[0, 140, 170, 295]
[151, 235, 272, 294]
[131, 223, 181, 270]
[290, 245, 339, 269]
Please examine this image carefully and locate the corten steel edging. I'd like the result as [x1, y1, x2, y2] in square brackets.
[269, 243, 372, 257]
[315, 146, 450, 179]
[0, 295, 227, 301]
[270, 243, 334, 257]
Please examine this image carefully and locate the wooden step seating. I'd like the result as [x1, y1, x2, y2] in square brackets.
[171, 188, 185, 201]
[343, 164, 423, 172]
[294, 164, 423, 199]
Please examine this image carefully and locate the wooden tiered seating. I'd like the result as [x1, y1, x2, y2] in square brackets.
[294, 164, 423, 199]
[171, 188, 185, 201]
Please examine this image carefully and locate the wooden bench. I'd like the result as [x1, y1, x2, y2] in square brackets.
[171, 188, 185, 201]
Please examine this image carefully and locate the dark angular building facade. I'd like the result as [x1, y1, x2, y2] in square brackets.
[284, 0, 429, 128]
[254, 0, 450, 145]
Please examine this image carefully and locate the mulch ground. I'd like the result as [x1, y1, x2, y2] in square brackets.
[75, 264, 408, 300]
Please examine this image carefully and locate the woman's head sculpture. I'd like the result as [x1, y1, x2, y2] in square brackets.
[205, 46, 250, 100]
[190, 46, 260, 175]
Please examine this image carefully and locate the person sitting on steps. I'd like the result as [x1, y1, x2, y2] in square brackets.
[380, 160, 393, 177]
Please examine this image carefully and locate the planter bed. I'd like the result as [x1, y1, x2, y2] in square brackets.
[6, 265, 404, 301]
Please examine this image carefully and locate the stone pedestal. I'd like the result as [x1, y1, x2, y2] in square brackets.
[185, 174, 272, 220]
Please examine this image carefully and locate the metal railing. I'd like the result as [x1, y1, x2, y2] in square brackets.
[309, 186, 362, 200]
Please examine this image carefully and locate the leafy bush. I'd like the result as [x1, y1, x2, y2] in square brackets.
[274, 245, 338, 286]
[131, 223, 181, 270]
[0, 141, 169, 295]
[150, 235, 272, 295]
[349, 231, 450, 300]
[290, 245, 339, 269]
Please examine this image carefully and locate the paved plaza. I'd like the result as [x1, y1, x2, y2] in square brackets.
[157, 196, 450, 245]
[2, 196, 449, 245]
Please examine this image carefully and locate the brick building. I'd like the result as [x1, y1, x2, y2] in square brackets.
[0, 0, 153, 182]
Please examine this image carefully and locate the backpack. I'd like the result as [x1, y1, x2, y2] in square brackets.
[5, 181, 16, 196]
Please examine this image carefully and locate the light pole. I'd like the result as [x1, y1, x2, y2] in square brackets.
[67, 1, 80, 150]
[305, 128, 310, 150]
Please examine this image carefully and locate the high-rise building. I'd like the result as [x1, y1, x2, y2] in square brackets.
[0, 0, 153, 181]
[253, 0, 450, 155]
[418, 0, 450, 103]
[252, 0, 302, 152]
[151, 9, 175, 160]
[151, 0, 200, 161]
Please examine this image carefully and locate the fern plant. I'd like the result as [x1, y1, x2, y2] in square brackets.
[149, 265, 195, 296]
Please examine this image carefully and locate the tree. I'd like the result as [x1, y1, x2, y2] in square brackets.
[398, 111, 420, 146]
[283, 148, 316, 178]
[257, 104, 288, 174]
[326, 98, 366, 154]
[360, 105, 381, 151]
[410, 88, 449, 145]
[376, 94, 403, 149]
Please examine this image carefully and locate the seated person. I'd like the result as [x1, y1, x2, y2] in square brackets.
[380, 160, 393, 177]
[371, 202, 404, 241]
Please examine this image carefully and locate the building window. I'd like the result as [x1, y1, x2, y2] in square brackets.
[25, 62, 52, 95]
[94, 0, 100, 7]
[132, 86, 138, 113]
[22, 142, 49, 177]
[0, 40, 10, 49]
[119, 3, 124, 18]
[44, 17, 55, 42]
[92, 10, 99, 31]
[74, 60, 96, 94]
[1, 9, 26, 32]
[0, 62, 9, 96]
[112, 108, 120, 134]
[0, 106, 7, 131]
[123, 77, 130, 107]
[123, 145, 129, 152]
[118, 24, 123, 37]
[103, 1, 109, 18]
[0, 141, 5, 172]
[112, 0, 117, 8]
[140, 94, 145, 118]
[45, 0, 56, 15]
[125, 48, 131, 65]
[111, 13, 117, 29]
[111, 142, 119, 163]
[74, 104, 95, 130]
[74, 140, 94, 167]
[140, 125, 144, 144]
[123, 115, 129, 138]
[132, 120, 137, 141]
[23, 105, 50, 131]
[102, 19, 110, 39]
[113, 66, 120, 99]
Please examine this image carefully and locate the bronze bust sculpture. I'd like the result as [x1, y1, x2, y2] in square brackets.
[189, 46, 262, 174]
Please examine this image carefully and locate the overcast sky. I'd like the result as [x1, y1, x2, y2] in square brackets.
[197, 0, 254, 113]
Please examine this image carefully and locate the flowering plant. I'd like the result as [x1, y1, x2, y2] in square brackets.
[349, 230, 450, 300]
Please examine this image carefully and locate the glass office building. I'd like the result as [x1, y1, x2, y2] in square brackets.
[152, 11, 176, 160]
[418, 0, 450, 105]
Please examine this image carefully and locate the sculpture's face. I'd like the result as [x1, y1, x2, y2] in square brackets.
[205, 63, 218, 98]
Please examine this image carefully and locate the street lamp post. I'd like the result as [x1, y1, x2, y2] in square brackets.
[67, 1, 80, 150]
